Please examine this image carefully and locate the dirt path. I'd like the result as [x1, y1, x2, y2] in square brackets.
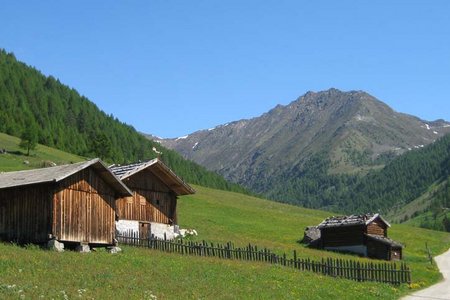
[402, 248, 450, 300]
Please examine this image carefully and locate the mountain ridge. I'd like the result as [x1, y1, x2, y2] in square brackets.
[156, 88, 450, 196]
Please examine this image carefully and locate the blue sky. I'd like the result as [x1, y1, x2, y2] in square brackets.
[1, 1, 449, 138]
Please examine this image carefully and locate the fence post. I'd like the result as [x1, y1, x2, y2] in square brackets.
[293, 250, 297, 269]
[425, 242, 433, 265]
[407, 264, 412, 284]
[114, 235, 412, 284]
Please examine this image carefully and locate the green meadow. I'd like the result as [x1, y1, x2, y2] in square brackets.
[0, 185, 449, 299]
[0, 132, 84, 172]
[1, 135, 449, 299]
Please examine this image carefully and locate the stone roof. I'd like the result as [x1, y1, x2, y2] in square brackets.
[366, 234, 403, 248]
[0, 158, 132, 196]
[110, 158, 195, 196]
[317, 213, 391, 229]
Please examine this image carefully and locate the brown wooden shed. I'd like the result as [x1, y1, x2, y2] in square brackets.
[317, 213, 403, 260]
[0, 159, 132, 246]
[110, 158, 195, 239]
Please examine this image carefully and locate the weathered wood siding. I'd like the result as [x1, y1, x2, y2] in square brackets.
[366, 219, 387, 236]
[390, 247, 402, 260]
[52, 168, 116, 244]
[321, 226, 364, 247]
[117, 169, 177, 224]
[366, 238, 389, 260]
[0, 184, 52, 243]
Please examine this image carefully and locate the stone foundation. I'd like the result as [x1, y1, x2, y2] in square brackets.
[47, 239, 64, 252]
[76, 243, 91, 253]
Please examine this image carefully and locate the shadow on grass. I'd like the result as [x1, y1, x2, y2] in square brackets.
[5, 150, 25, 156]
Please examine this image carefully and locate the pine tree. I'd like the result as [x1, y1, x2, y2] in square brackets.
[19, 121, 38, 156]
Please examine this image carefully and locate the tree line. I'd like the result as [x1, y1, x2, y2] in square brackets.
[265, 134, 450, 231]
[0, 49, 248, 194]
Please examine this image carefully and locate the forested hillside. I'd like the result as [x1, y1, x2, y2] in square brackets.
[159, 88, 450, 219]
[0, 49, 247, 194]
[342, 133, 450, 214]
[400, 178, 450, 232]
[268, 133, 450, 231]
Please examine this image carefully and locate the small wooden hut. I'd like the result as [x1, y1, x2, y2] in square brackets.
[0, 159, 132, 246]
[317, 213, 403, 260]
[110, 158, 195, 239]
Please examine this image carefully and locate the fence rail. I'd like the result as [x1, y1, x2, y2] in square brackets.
[117, 231, 411, 285]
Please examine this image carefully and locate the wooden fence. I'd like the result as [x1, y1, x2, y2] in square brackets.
[117, 231, 411, 285]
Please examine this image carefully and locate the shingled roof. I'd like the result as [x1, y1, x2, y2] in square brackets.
[317, 213, 391, 229]
[0, 158, 132, 196]
[109, 158, 195, 196]
[365, 234, 403, 248]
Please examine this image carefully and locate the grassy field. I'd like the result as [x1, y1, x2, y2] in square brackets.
[1, 185, 449, 299]
[0, 243, 406, 300]
[1, 133, 449, 299]
[0, 132, 84, 171]
[179, 186, 450, 288]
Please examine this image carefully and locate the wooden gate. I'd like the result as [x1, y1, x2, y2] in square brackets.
[139, 222, 151, 239]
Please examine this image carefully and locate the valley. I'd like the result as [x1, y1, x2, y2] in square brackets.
[1, 183, 449, 299]
[156, 89, 450, 229]
[1, 50, 450, 299]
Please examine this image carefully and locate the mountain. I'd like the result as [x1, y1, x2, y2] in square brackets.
[158, 88, 450, 199]
[389, 176, 450, 231]
[340, 133, 450, 213]
[0, 49, 248, 194]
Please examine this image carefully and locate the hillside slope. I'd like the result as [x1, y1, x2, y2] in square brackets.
[0, 132, 84, 171]
[337, 134, 450, 215]
[394, 177, 450, 231]
[158, 89, 450, 199]
[1, 184, 450, 299]
[0, 49, 247, 194]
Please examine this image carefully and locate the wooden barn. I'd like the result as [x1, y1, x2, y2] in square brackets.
[110, 158, 195, 239]
[0, 159, 132, 247]
[317, 213, 403, 260]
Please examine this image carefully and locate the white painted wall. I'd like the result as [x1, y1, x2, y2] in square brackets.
[115, 220, 179, 240]
[116, 220, 139, 234]
[149, 222, 178, 240]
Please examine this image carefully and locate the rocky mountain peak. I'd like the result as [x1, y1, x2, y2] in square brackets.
[154, 89, 450, 197]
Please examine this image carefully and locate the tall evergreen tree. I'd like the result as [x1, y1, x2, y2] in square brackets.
[0, 49, 249, 195]
[19, 120, 38, 156]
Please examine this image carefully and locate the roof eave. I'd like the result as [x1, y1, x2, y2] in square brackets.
[117, 159, 158, 180]
[116, 158, 195, 196]
[365, 213, 391, 227]
[152, 160, 195, 195]
[91, 160, 133, 197]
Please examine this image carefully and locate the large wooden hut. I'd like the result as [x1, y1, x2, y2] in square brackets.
[0, 159, 132, 246]
[110, 158, 195, 239]
[317, 213, 403, 260]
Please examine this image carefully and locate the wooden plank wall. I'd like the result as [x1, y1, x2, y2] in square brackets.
[117, 169, 177, 225]
[366, 239, 389, 260]
[390, 247, 402, 260]
[53, 168, 116, 245]
[116, 190, 176, 224]
[0, 184, 52, 243]
[321, 226, 364, 247]
[366, 220, 387, 236]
